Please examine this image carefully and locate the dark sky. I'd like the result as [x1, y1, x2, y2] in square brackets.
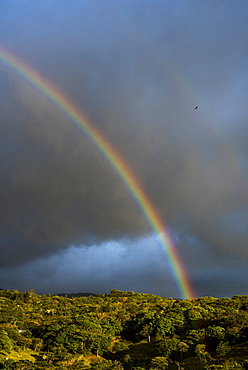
[0, 0, 248, 298]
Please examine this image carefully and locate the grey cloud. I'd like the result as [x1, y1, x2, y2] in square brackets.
[0, 233, 245, 298]
[0, 0, 248, 296]
[0, 237, 178, 297]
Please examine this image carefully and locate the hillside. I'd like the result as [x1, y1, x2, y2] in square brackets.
[0, 289, 248, 369]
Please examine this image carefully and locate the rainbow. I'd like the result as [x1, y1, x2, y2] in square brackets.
[0, 46, 195, 299]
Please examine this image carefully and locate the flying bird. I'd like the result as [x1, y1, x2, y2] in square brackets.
[195, 106, 198, 110]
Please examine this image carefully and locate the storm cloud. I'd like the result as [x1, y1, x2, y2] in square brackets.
[0, 0, 248, 297]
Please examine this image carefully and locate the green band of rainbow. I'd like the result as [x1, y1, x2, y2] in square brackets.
[0, 46, 195, 299]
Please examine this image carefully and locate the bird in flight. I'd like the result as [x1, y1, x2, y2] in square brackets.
[195, 106, 198, 110]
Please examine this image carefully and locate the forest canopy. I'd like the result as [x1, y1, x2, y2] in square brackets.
[0, 289, 248, 369]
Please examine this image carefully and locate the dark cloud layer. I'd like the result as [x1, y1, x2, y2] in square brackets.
[0, 0, 248, 297]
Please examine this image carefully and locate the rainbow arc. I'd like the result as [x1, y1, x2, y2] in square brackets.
[0, 46, 195, 299]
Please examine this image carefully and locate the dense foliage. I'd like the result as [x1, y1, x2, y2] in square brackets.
[0, 289, 248, 369]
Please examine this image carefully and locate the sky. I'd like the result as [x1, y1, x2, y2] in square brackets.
[0, 0, 248, 298]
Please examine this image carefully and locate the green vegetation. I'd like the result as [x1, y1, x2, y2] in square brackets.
[0, 289, 248, 369]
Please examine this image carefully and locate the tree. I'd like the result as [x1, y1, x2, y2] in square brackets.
[0, 330, 12, 353]
[195, 344, 211, 368]
[185, 328, 205, 346]
[154, 316, 175, 337]
[132, 311, 155, 341]
[150, 356, 170, 370]
[177, 341, 189, 361]
[206, 326, 225, 352]
[156, 337, 180, 358]
[216, 341, 230, 356]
